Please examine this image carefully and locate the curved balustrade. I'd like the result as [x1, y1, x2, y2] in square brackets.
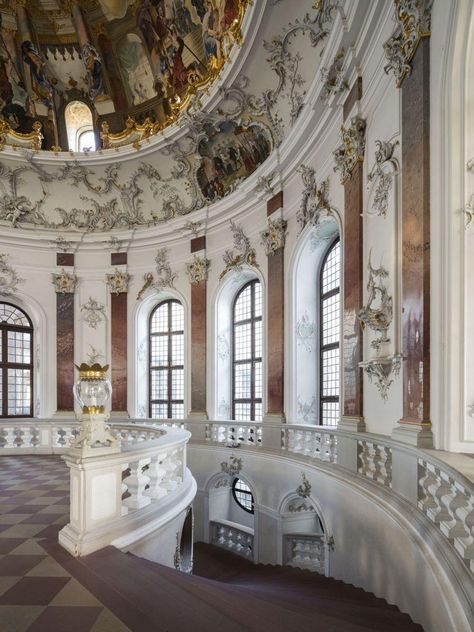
[210, 519, 254, 560]
[284, 534, 326, 574]
[0, 418, 473, 575]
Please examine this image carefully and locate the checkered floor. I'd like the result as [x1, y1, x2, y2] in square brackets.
[0, 456, 130, 632]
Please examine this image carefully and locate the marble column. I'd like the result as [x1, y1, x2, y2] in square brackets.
[262, 191, 286, 424]
[107, 253, 129, 416]
[187, 237, 209, 424]
[53, 254, 77, 414]
[392, 38, 433, 447]
[335, 90, 366, 432]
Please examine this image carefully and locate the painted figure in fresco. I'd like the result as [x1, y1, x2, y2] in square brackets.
[202, 0, 220, 63]
[82, 43, 104, 100]
[191, 0, 206, 21]
[21, 41, 53, 106]
[221, 0, 239, 30]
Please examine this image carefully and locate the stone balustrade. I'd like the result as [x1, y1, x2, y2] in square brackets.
[1, 418, 473, 575]
[284, 534, 325, 574]
[210, 519, 254, 559]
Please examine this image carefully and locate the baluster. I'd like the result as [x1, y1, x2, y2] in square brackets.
[121, 464, 129, 516]
[146, 453, 168, 500]
[425, 464, 452, 524]
[314, 432, 322, 460]
[439, 481, 470, 541]
[122, 459, 151, 510]
[161, 452, 179, 491]
[453, 486, 474, 568]
[13, 428, 24, 448]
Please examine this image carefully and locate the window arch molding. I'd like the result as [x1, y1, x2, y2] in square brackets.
[132, 289, 190, 419]
[0, 291, 48, 417]
[211, 267, 266, 421]
[288, 211, 342, 425]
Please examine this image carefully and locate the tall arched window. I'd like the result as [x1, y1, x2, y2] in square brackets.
[232, 280, 262, 421]
[0, 302, 33, 417]
[64, 101, 96, 152]
[320, 239, 340, 425]
[149, 300, 184, 419]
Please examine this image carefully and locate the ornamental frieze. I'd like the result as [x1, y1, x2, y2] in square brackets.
[220, 221, 258, 280]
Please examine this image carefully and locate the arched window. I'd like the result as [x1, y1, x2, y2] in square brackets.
[319, 239, 340, 425]
[149, 300, 184, 419]
[232, 280, 262, 421]
[0, 302, 33, 417]
[64, 101, 96, 152]
[232, 478, 254, 514]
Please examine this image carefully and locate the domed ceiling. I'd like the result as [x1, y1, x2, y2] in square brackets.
[0, 0, 357, 234]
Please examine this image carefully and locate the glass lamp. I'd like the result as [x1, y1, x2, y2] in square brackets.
[73, 363, 112, 415]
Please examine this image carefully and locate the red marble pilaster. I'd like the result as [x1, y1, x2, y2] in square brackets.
[342, 164, 364, 420]
[56, 254, 74, 411]
[190, 237, 207, 417]
[110, 254, 128, 413]
[265, 192, 285, 418]
[400, 38, 430, 427]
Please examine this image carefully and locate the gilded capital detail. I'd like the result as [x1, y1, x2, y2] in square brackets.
[333, 116, 366, 183]
[383, 0, 433, 87]
[52, 269, 77, 294]
[261, 218, 287, 255]
[186, 254, 210, 284]
[106, 268, 130, 294]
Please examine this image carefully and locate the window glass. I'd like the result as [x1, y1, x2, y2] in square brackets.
[320, 241, 340, 425]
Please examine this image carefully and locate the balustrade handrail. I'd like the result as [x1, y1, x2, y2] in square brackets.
[209, 518, 254, 536]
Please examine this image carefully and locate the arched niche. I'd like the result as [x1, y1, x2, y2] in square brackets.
[64, 100, 96, 152]
[288, 214, 341, 424]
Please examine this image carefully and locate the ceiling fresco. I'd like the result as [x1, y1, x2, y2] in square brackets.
[0, 0, 349, 233]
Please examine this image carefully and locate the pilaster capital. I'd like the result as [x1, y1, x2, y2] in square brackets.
[333, 116, 366, 183]
[261, 217, 287, 256]
[52, 269, 77, 294]
[106, 268, 130, 294]
[186, 254, 210, 285]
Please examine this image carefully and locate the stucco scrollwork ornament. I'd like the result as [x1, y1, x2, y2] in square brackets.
[383, 0, 433, 87]
[106, 268, 130, 294]
[51, 236, 74, 252]
[52, 269, 77, 294]
[137, 273, 154, 301]
[357, 252, 393, 350]
[297, 166, 333, 230]
[81, 297, 106, 329]
[182, 221, 203, 237]
[296, 472, 311, 498]
[333, 116, 366, 183]
[220, 455, 243, 478]
[467, 404, 474, 418]
[297, 395, 318, 423]
[220, 221, 258, 280]
[463, 193, 474, 229]
[86, 345, 103, 365]
[218, 398, 230, 417]
[256, 173, 275, 196]
[366, 139, 399, 218]
[296, 312, 316, 352]
[152, 248, 177, 292]
[359, 355, 402, 401]
[0, 253, 24, 296]
[261, 218, 288, 256]
[173, 531, 181, 571]
[320, 48, 348, 102]
[217, 335, 230, 361]
[186, 254, 210, 285]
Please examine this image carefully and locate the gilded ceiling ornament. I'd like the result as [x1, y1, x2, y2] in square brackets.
[220, 221, 258, 280]
[297, 166, 333, 230]
[186, 254, 210, 285]
[80, 297, 106, 329]
[333, 116, 366, 183]
[0, 253, 24, 296]
[106, 268, 130, 294]
[261, 217, 287, 255]
[366, 139, 399, 218]
[137, 273, 154, 301]
[320, 48, 348, 102]
[357, 252, 393, 351]
[359, 355, 402, 401]
[383, 0, 433, 87]
[51, 268, 77, 294]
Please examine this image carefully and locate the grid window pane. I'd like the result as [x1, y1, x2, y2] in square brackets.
[322, 241, 340, 294]
[149, 300, 184, 419]
[233, 478, 254, 513]
[320, 241, 340, 426]
[0, 304, 30, 327]
[232, 280, 262, 422]
[7, 331, 31, 364]
[321, 401, 339, 426]
[7, 368, 31, 416]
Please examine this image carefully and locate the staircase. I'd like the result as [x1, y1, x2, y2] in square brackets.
[43, 540, 423, 632]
